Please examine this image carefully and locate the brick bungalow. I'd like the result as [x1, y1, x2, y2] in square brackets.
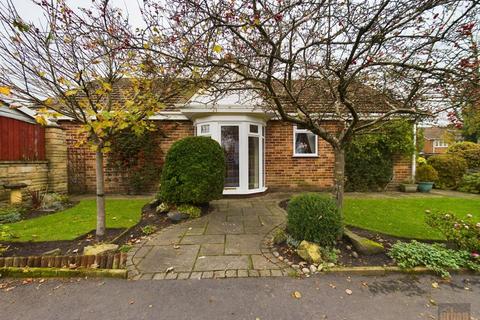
[58, 82, 413, 195]
[421, 126, 462, 156]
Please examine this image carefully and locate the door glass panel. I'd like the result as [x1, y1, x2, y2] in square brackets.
[248, 136, 260, 189]
[221, 126, 240, 188]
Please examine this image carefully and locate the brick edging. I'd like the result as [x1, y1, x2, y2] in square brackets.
[0, 253, 127, 270]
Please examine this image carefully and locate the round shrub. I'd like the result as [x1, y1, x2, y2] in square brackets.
[447, 142, 480, 169]
[415, 164, 438, 183]
[159, 136, 225, 204]
[428, 154, 467, 189]
[286, 193, 343, 246]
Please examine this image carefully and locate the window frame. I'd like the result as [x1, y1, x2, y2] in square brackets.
[292, 125, 318, 157]
[433, 139, 448, 148]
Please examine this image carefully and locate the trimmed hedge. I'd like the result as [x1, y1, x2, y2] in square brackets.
[415, 164, 438, 183]
[286, 193, 343, 246]
[158, 136, 225, 204]
[428, 154, 467, 189]
[458, 172, 480, 194]
[447, 142, 480, 169]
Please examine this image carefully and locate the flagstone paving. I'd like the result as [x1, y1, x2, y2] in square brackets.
[127, 193, 294, 280]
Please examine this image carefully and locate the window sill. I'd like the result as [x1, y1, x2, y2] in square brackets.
[292, 154, 319, 158]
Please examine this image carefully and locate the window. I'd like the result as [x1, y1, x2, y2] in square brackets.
[249, 124, 259, 133]
[200, 124, 210, 134]
[293, 125, 317, 157]
[433, 139, 449, 148]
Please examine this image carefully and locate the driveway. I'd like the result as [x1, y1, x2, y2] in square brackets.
[1, 274, 479, 320]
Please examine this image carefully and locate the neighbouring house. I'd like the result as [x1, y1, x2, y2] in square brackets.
[56, 80, 413, 195]
[421, 126, 462, 156]
[0, 101, 67, 203]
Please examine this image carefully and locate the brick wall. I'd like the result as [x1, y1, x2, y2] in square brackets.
[61, 120, 194, 194]
[265, 120, 337, 190]
[390, 154, 413, 188]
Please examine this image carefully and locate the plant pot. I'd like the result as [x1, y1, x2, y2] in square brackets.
[417, 182, 434, 193]
[399, 184, 418, 193]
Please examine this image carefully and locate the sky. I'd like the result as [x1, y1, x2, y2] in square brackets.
[1, 0, 145, 27]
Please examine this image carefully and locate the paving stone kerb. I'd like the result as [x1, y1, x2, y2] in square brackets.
[127, 193, 295, 280]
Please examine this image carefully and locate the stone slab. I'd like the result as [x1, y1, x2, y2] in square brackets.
[181, 235, 225, 245]
[137, 245, 200, 273]
[225, 235, 263, 255]
[194, 255, 250, 271]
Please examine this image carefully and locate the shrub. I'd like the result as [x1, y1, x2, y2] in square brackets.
[286, 193, 343, 246]
[415, 164, 438, 183]
[458, 172, 480, 194]
[345, 120, 414, 191]
[177, 204, 201, 219]
[447, 142, 480, 169]
[158, 136, 225, 204]
[0, 205, 22, 224]
[141, 224, 157, 235]
[425, 210, 480, 253]
[388, 240, 479, 278]
[428, 154, 467, 189]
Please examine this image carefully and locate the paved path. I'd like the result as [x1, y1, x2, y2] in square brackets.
[127, 193, 293, 280]
[1, 274, 479, 320]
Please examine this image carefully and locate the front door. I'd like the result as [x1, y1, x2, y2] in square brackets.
[220, 125, 240, 188]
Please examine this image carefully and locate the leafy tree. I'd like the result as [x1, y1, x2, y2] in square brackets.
[138, 0, 478, 215]
[0, 0, 187, 239]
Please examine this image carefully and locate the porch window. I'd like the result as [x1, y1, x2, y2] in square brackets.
[293, 125, 317, 157]
[433, 139, 448, 148]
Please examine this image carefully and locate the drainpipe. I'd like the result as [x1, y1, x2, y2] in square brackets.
[412, 122, 417, 181]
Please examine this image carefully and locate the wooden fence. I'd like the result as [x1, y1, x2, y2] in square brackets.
[0, 116, 45, 161]
[0, 253, 127, 269]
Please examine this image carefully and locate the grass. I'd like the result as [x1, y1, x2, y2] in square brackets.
[344, 197, 480, 240]
[2, 198, 147, 242]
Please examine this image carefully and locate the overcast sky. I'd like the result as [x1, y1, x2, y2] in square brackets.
[1, 0, 145, 27]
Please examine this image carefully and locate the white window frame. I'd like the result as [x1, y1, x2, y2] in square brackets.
[293, 125, 318, 157]
[433, 139, 448, 148]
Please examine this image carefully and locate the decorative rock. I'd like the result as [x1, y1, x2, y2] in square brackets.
[326, 263, 335, 268]
[317, 265, 324, 272]
[346, 245, 352, 251]
[167, 211, 189, 222]
[299, 261, 307, 267]
[283, 258, 289, 264]
[278, 256, 284, 261]
[344, 229, 384, 255]
[273, 251, 280, 258]
[301, 267, 310, 274]
[292, 264, 300, 269]
[288, 261, 293, 266]
[309, 265, 317, 273]
[352, 251, 359, 259]
[43, 248, 61, 256]
[296, 240, 322, 264]
[83, 244, 118, 256]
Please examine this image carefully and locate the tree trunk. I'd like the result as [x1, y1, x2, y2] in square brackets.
[333, 147, 345, 218]
[95, 146, 106, 241]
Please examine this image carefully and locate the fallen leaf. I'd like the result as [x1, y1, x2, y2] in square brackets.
[173, 245, 180, 249]
[148, 305, 153, 308]
[292, 291, 302, 299]
[361, 281, 368, 287]
[429, 299, 437, 306]
[166, 267, 174, 273]
[129, 300, 135, 305]
[329, 283, 336, 289]
[431, 282, 439, 289]
[345, 289, 353, 295]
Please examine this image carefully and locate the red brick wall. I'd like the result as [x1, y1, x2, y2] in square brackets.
[265, 120, 336, 190]
[390, 154, 413, 187]
[60, 120, 194, 194]
[62, 118, 412, 194]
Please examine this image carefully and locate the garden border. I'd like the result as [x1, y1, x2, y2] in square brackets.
[0, 267, 127, 279]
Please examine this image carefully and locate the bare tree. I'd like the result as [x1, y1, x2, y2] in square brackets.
[138, 0, 478, 214]
[0, 0, 187, 239]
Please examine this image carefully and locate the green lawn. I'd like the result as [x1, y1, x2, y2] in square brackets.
[344, 197, 480, 240]
[3, 198, 147, 242]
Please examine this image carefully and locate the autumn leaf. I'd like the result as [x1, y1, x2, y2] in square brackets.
[291, 291, 302, 299]
[213, 44, 223, 53]
[0, 86, 11, 96]
[35, 115, 47, 126]
[345, 289, 353, 295]
[65, 89, 78, 97]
